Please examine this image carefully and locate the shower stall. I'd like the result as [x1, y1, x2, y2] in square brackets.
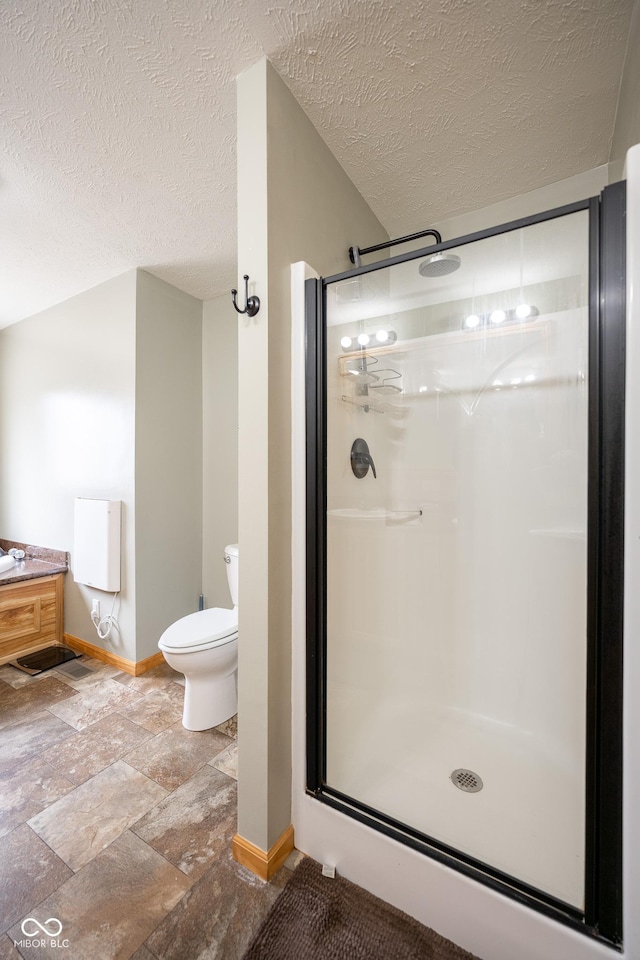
[305, 185, 625, 946]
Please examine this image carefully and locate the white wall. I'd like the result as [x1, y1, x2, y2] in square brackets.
[622, 140, 640, 960]
[0, 271, 138, 660]
[292, 154, 638, 958]
[0, 268, 212, 665]
[202, 294, 238, 608]
[237, 58, 271, 854]
[236, 57, 387, 853]
[610, 0, 640, 182]
[432, 166, 608, 242]
[134, 271, 203, 660]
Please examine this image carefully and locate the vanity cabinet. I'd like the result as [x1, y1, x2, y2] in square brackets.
[0, 574, 64, 663]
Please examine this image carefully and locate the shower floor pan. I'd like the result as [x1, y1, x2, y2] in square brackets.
[326, 695, 584, 909]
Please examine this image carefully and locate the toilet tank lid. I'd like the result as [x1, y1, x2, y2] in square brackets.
[224, 544, 239, 557]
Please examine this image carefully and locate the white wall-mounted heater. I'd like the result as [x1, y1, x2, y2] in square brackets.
[73, 498, 121, 592]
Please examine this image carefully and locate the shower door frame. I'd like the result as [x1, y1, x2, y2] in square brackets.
[305, 184, 625, 947]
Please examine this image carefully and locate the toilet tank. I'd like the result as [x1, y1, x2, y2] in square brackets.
[224, 544, 239, 606]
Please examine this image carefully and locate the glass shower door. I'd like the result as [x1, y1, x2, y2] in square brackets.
[322, 210, 590, 908]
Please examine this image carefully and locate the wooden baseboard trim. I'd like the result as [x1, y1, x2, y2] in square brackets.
[64, 634, 165, 676]
[232, 825, 294, 881]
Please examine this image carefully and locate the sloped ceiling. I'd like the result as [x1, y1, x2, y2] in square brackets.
[0, 0, 633, 327]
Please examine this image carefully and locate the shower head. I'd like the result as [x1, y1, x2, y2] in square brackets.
[418, 252, 461, 278]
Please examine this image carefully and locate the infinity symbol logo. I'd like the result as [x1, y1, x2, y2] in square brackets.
[21, 918, 63, 937]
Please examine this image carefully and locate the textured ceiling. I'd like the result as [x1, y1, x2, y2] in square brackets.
[0, 0, 633, 327]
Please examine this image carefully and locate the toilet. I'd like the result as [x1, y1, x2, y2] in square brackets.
[158, 544, 238, 731]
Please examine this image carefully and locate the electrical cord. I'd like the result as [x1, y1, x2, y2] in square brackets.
[91, 591, 120, 640]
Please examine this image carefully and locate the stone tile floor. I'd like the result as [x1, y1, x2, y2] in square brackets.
[0, 658, 297, 960]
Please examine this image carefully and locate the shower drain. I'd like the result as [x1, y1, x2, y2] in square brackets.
[450, 768, 483, 793]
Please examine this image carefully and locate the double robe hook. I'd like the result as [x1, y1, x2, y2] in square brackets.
[231, 274, 260, 318]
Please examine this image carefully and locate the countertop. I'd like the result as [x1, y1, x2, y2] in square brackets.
[0, 539, 69, 586]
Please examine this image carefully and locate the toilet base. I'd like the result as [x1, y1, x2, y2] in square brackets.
[183, 670, 237, 731]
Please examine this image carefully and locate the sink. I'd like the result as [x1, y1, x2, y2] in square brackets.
[0, 555, 16, 574]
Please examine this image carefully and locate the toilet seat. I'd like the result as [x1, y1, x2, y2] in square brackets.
[158, 607, 238, 655]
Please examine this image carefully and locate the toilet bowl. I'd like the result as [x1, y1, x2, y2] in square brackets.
[158, 544, 238, 731]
